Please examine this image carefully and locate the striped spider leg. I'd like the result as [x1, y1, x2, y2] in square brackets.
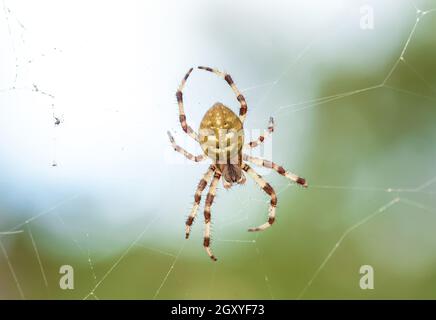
[198, 66, 248, 123]
[244, 117, 275, 149]
[241, 163, 277, 231]
[176, 68, 200, 142]
[243, 154, 307, 187]
[185, 165, 216, 239]
[202, 170, 222, 261]
[241, 156, 307, 232]
[167, 131, 206, 162]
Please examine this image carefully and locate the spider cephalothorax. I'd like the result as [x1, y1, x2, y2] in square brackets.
[168, 66, 307, 261]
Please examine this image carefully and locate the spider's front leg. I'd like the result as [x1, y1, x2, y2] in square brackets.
[198, 66, 248, 123]
[185, 165, 216, 238]
[176, 68, 200, 142]
[242, 163, 277, 232]
[203, 171, 222, 261]
[243, 154, 307, 187]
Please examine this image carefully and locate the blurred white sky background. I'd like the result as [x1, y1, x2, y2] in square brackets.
[0, 0, 422, 256]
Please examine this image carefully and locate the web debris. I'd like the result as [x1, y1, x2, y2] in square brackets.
[1, 0, 61, 168]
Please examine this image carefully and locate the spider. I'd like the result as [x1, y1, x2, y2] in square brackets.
[168, 66, 307, 261]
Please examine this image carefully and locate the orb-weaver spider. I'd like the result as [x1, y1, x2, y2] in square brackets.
[168, 66, 307, 261]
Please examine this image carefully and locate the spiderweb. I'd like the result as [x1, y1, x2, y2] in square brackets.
[1, 0, 436, 300]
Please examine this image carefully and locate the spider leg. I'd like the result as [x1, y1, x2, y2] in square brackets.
[167, 131, 206, 162]
[242, 163, 277, 232]
[244, 117, 274, 149]
[198, 66, 248, 123]
[185, 165, 216, 238]
[203, 171, 222, 261]
[176, 68, 200, 142]
[243, 154, 307, 187]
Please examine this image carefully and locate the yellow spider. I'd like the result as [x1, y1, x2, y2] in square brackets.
[168, 66, 307, 261]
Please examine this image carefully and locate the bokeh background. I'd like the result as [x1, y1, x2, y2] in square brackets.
[1, 0, 436, 299]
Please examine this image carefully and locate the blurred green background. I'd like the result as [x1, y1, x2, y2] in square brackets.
[1, 0, 436, 299]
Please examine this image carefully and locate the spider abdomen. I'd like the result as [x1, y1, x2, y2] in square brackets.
[199, 103, 244, 164]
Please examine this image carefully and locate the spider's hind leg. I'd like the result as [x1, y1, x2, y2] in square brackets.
[242, 163, 277, 232]
[203, 171, 222, 261]
[186, 165, 216, 238]
[176, 68, 200, 142]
